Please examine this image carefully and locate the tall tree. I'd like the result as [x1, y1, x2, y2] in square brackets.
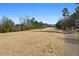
[62, 8, 70, 17]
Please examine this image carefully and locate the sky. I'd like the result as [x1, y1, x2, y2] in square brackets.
[0, 3, 78, 24]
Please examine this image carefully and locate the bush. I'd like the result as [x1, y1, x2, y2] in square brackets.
[0, 16, 15, 33]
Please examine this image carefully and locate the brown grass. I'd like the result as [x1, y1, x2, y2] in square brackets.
[0, 28, 64, 56]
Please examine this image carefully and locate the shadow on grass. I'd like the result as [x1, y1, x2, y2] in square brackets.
[65, 36, 79, 44]
[63, 30, 79, 44]
[64, 31, 79, 56]
[33, 30, 71, 34]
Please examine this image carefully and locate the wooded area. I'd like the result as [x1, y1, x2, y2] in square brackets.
[0, 16, 53, 33]
[56, 6, 79, 31]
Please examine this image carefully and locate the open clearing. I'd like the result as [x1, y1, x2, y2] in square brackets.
[0, 28, 64, 56]
[0, 28, 79, 56]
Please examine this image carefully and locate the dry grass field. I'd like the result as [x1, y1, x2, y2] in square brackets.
[0, 28, 65, 56]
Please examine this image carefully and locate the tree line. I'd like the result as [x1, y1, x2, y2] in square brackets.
[56, 5, 79, 30]
[0, 16, 53, 33]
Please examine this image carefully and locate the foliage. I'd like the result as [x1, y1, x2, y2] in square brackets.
[0, 16, 15, 33]
[0, 16, 52, 33]
[56, 6, 79, 30]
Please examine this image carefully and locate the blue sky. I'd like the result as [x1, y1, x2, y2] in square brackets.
[0, 3, 77, 24]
